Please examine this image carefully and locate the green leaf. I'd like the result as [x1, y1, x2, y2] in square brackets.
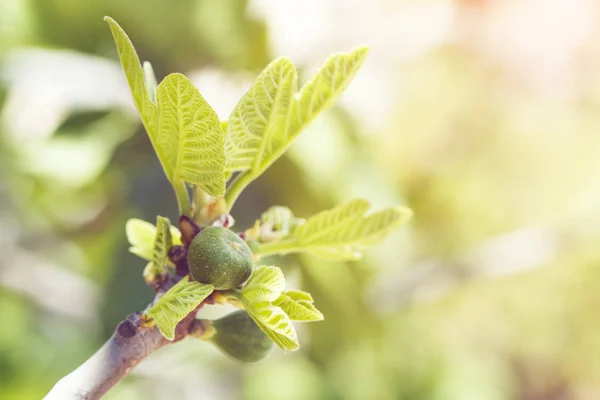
[152, 216, 173, 273]
[288, 47, 369, 137]
[238, 265, 298, 351]
[156, 73, 227, 197]
[224, 48, 368, 209]
[104, 17, 158, 145]
[281, 289, 313, 302]
[143, 61, 158, 104]
[241, 265, 285, 303]
[147, 276, 214, 340]
[273, 290, 323, 321]
[105, 17, 189, 214]
[225, 57, 297, 174]
[241, 300, 299, 352]
[257, 199, 413, 260]
[237, 268, 321, 350]
[126, 218, 182, 261]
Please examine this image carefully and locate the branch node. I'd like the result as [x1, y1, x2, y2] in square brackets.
[117, 319, 137, 338]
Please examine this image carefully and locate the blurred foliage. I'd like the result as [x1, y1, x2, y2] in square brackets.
[2, 0, 600, 399]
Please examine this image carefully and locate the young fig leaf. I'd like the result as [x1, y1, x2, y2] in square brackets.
[104, 17, 161, 162]
[288, 47, 369, 137]
[238, 265, 299, 351]
[156, 73, 227, 197]
[273, 290, 323, 322]
[143, 61, 158, 104]
[224, 48, 368, 209]
[257, 199, 412, 260]
[146, 276, 214, 340]
[126, 218, 182, 261]
[152, 216, 173, 274]
[240, 299, 299, 352]
[225, 57, 297, 175]
[241, 265, 285, 304]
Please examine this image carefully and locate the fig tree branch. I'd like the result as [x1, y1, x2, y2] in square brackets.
[43, 277, 209, 400]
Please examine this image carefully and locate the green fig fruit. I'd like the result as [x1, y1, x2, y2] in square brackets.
[210, 310, 273, 363]
[187, 226, 254, 290]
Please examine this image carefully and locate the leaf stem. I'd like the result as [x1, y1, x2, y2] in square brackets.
[173, 179, 191, 216]
[220, 289, 244, 308]
[192, 186, 209, 212]
[255, 240, 298, 258]
[224, 171, 255, 212]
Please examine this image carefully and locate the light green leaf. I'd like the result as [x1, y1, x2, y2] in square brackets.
[257, 199, 413, 260]
[143, 61, 158, 104]
[224, 48, 368, 209]
[126, 218, 182, 261]
[238, 266, 299, 351]
[105, 17, 189, 213]
[104, 17, 158, 144]
[273, 290, 323, 321]
[152, 216, 173, 273]
[225, 57, 297, 174]
[281, 290, 313, 302]
[241, 265, 285, 304]
[147, 276, 214, 340]
[288, 47, 369, 137]
[126, 219, 156, 260]
[241, 300, 299, 352]
[156, 73, 226, 197]
[237, 269, 321, 350]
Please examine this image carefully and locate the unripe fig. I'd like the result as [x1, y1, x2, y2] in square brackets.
[210, 311, 273, 363]
[187, 226, 253, 290]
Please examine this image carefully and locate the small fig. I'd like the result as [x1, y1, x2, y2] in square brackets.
[210, 310, 273, 363]
[187, 226, 254, 290]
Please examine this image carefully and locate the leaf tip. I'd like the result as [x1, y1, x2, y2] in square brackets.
[163, 72, 187, 81]
[125, 217, 138, 233]
[103, 16, 119, 29]
[274, 56, 295, 66]
[267, 56, 297, 78]
[353, 45, 370, 56]
[125, 218, 151, 244]
[394, 206, 413, 223]
[288, 343, 300, 352]
[156, 72, 191, 94]
[156, 323, 175, 341]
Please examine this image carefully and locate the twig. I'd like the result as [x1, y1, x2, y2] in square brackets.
[44, 277, 210, 400]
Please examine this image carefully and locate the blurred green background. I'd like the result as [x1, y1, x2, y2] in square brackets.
[2, 0, 600, 399]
